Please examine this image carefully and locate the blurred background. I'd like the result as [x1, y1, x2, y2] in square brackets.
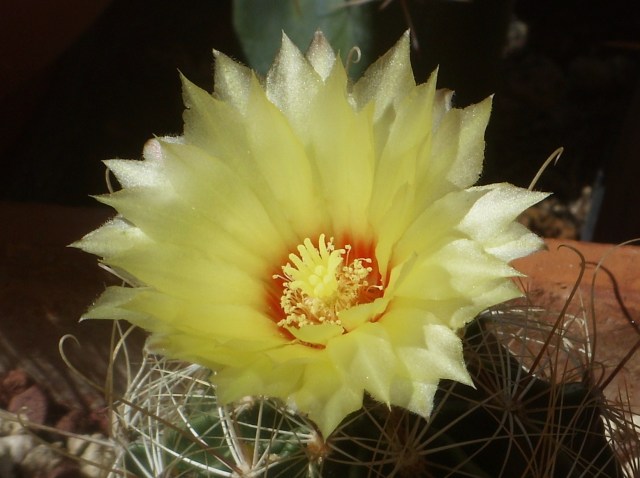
[1, 0, 639, 242]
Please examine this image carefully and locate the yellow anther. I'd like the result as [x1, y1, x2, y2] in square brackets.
[276, 234, 382, 329]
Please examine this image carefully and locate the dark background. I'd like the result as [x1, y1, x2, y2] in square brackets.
[1, 0, 639, 242]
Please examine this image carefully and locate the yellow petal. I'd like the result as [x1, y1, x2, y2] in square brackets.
[305, 31, 336, 81]
[352, 31, 415, 120]
[182, 76, 252, 164]
[121, 289, 282, 341]
[446, 96, 492, 189]
[104, 242, 265, 305]
[266, 33, 322, 134]
[402, 324, 472, 386]
[392, 188, 488, 265]
[369, 74, 439, 263]
[458, 183, 549, 251]
[286, 322, 344, 346]
[327, 323, 395, 404]
[71, 217, 147, 259]
[389, 378, 438, 418]
[212, 49, 252, 112]
[307, 63, 374, 235]
[290, 359, 363, 437]
[339, 296, 389, 332]
[81, 286, 148, 322]
[244, 75, 325, 235]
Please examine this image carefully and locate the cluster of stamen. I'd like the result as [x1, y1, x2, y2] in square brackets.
[273, 234, 381, 328]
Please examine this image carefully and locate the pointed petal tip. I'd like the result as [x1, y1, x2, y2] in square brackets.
[306, 31, 336, 80]
[397, 29, 411, 52]
[279, 29, 294, 47]
[67, 239, 82, 250]
[312, 29, 327, 41]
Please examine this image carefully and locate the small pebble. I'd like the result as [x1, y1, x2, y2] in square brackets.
[79, 434, 114, 478]
[0, 434, 36, 470]
[19, 443, 62, 477]
[0, 416, 23, 436]
[66, 435, 89, 457]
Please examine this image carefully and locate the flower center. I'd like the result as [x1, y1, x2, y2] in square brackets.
[274, 234, 382, 329]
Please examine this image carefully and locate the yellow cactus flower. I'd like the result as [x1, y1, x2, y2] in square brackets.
[75, 32, 548, 437]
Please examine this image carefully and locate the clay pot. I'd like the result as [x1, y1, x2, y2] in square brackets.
[514, 238, 640, 409]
